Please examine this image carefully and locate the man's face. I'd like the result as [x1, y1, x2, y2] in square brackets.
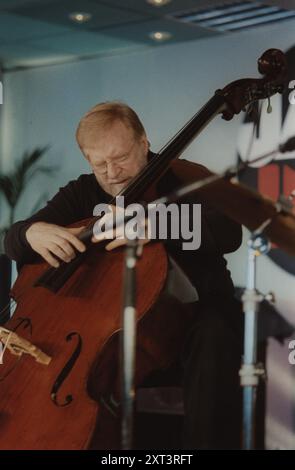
[82, 120, 149, 196]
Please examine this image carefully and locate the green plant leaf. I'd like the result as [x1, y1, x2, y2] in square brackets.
[16, 147, 49, 177]
[26, 165, 58, 182]
[0, 175, 15, 207]
[0, 146, 50, 210]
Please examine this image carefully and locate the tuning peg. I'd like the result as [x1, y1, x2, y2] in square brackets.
[245, 102, 255, 118]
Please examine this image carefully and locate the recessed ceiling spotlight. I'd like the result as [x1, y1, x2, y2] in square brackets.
[149, 31, 172, 41]
[69, 12, 92, 23]
[146, 0, 172, 7]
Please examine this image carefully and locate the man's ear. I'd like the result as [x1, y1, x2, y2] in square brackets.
[142, 135, 150, 153]
[81, 149, 90, 161]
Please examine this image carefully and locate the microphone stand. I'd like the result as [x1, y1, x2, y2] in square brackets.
[121, 238, 143, 450]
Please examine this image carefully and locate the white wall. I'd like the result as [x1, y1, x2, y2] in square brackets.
[1, 19, 295, 449]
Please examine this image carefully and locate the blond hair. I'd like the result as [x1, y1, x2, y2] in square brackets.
[76, 101, 146, 149]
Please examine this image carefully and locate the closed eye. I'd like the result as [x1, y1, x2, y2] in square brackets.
[116, 155, 128, 162]
[94, 163, 107, 174]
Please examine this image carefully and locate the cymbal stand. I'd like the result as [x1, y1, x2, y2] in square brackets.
[240, 219, 273, 450]
[240, 192, 295, 450]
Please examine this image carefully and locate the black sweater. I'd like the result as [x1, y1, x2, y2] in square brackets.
[4, 166, 242, 300]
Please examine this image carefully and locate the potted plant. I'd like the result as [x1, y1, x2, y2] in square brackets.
[0, 147, 55, 322]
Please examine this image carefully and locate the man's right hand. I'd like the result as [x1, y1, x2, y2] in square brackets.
[25, 222, 86, 268]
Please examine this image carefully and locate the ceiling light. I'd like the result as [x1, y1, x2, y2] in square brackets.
[69, 12, 92, 23]
[149, 31, 172, 41]
[146, 0, 172, 7]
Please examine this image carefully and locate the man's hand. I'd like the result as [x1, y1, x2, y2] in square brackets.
[93, 226, 150, 251]
[91, 205, 150, 251]
[26, 222, 86, 267]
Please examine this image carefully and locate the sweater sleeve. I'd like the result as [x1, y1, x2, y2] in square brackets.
[4, 175, 91, 266]
[156, 159, 243, 256]
[201, 203, 242, 255]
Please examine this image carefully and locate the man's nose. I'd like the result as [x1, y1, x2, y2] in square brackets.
[107, 161, 121, 179]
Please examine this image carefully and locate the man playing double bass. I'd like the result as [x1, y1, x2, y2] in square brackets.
[5, 101, 243, 449]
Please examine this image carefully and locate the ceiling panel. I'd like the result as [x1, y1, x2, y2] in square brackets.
[0, 0, 55, 7]
[26, 30, 144, 56]
[89, 17, 221, 45]
[10, 0, 148, 31]
[0, 12, 75, 43]
[24, 18, 218, 58]
[0, 0, 294, 70]
[96, 0, 232, 16]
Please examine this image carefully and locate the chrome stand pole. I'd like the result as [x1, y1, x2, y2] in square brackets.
[240, 229, 271, 450]
[121, 238, 142, 450]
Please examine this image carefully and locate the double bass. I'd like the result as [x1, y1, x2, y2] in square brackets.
[0, 49, 288, 449]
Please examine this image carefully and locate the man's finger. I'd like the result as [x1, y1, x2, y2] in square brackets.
[105, 238, 128, 251]
[106, 237, 150, 251]
[40, 249, 60, 268]
[50, 237, 76, 259]
[49, 242, 74, 262]
[68, 226, 86, 234]
[92, 227, 115, 243]
[62, 229, 86, 252]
